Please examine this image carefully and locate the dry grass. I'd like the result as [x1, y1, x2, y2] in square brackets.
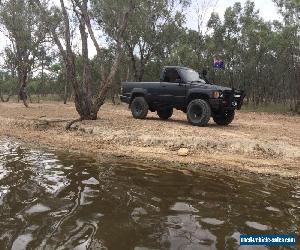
[0, 101, 299, 177]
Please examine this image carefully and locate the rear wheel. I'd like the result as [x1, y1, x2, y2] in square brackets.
[187, 99, 211, 126]
[213, 110, 235, 126]
[157, 108, 173, 120]
[131, 97, 149, 119]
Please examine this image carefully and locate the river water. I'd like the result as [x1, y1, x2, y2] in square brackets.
[0, 138, 299, 250]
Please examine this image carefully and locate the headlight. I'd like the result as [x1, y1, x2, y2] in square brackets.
[212, 91, 221, 98]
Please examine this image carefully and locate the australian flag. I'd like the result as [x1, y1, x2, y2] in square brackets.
[213, 59, 225, 69]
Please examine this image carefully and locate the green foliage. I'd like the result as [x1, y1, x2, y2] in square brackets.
[100, 0, 190, 81]
[0, 0, 47, 62]
[0, 72, 17, 94]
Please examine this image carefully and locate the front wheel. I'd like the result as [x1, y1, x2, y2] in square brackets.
[131, 97, 149, 119]
[157, 108, 173, 120]
[213, 110, 235, 126]
[187, 99, 211, 126]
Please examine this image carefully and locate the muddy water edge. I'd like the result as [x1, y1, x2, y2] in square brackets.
[0, 137, 299, 250]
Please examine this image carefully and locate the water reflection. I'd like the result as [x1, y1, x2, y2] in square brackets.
[0, 138, 299, 249]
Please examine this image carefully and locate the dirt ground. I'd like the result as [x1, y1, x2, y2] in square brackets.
[0, 102, 299, 177]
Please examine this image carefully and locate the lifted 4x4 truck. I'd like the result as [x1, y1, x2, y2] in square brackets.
[120, 66, 245, 126]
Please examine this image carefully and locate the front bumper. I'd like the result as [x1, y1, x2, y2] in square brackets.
[210, 90, 245, 111]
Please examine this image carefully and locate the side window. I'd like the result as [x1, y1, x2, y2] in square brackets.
[163, 69, 181, 83]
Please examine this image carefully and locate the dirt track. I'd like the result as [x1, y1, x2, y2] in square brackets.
[0, 102, 299, 177]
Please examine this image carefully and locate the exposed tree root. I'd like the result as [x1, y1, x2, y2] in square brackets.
[22, 99, 29, 108]
[0, 94, 12, 102]
[65, 118, 83, 130]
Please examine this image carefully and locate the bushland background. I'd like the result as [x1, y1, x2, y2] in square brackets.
[0, 0, 299, 115]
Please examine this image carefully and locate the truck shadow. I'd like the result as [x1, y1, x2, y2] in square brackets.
[145, 117, 188, 125]
[145, 117, 237, 129]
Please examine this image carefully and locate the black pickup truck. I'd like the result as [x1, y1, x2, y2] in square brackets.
[120, 66, 245, 126]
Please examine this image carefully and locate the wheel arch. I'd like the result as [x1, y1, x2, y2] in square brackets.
[130, 88, 148, 104]
[187, 92, 210, 104]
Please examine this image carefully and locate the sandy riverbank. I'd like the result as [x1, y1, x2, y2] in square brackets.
[0, 102, 299, 177]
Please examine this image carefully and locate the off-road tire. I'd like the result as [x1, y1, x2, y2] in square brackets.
[187, 99, 211, 126]
[213, 110, 235, 126]
[157, 108, 173, 120]
[131, 97, 149, 119]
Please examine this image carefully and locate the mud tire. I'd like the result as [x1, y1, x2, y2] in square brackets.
[157, 108, 173, 120]
[131, 97, 149, 119]
[187, 99, 211, 126]
[213, 110, 235, 126]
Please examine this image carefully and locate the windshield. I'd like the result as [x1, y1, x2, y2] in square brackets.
[180, 69, 206, 83]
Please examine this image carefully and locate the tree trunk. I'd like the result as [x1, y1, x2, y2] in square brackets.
[63, 83, 68, 104]
[74, 92, 97, 120]
[294, 101, 300, 114]
[38, 53, 44, 104]
[138, 63, 145, 82]
[63, 69, 69, 104]
[18, 67, 29, 108]
[127, 44, 139, 81]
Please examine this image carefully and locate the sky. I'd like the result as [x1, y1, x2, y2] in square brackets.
[185, 0, 280, 31]
[0, 0, 281, 65]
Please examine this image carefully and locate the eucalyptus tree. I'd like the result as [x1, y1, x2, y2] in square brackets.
[35, 0, 134, 121]
[0, 0, 47, 107]
[273, 0, 300, 113]
[238, 1, 270, 104]
[121, 0, 189, 81]
[203, 2, 274, 105]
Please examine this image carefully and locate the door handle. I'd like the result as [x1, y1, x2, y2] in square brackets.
[162, 85, 166, 87]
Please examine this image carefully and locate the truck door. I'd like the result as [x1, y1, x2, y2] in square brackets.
[160, 68, 186, 107]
